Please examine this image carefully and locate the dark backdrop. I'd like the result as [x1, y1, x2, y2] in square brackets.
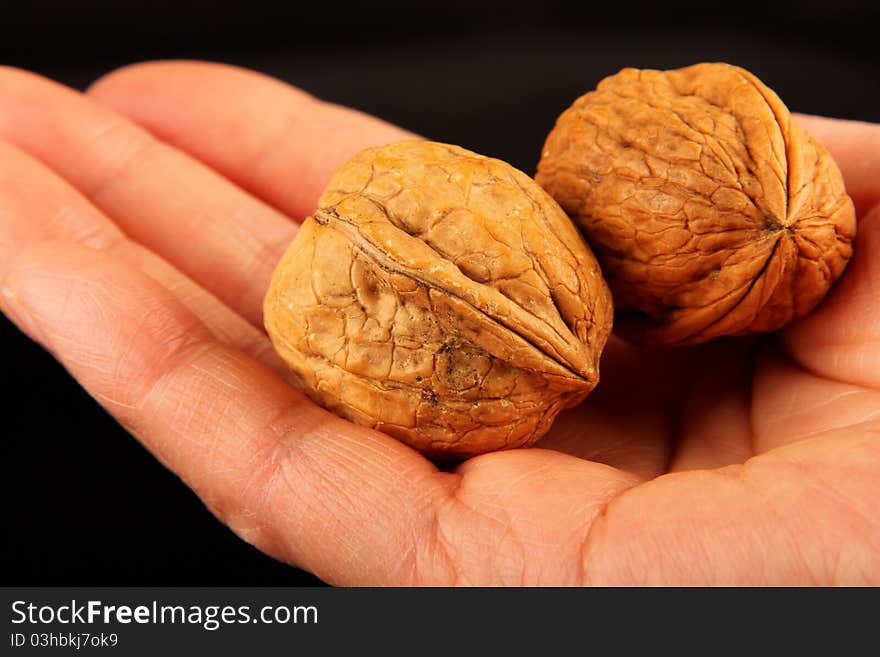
[3, 1, 879, 586]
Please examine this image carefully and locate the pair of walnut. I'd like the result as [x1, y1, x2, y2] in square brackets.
[264, 63, 856, 459]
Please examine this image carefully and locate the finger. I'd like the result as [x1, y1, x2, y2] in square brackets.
[87, 60, 416, 221]
[794, 114, 880, 219]
[0, 139, 276, 368]
[85, 85, 873, 225]
[783, 206, 880, 390]
[0, 240, 451, 585]
[750, 347, 880, 453]
[0, 66, 295, 327]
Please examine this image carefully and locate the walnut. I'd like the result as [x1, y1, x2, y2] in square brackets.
[535, 62, 856, 346]
[264, 141, 613, 459]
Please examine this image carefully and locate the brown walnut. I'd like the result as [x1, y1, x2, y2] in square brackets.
[264, 140, 613, 459]
[535, 62, 856, 346]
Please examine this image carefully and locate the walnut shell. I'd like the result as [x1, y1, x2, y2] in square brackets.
[535, 62, 856, 346]
[264, 141, 613, 459]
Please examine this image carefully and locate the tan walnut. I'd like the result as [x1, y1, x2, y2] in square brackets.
[536, 62, 856, 346]
[264, 141, 613, 459]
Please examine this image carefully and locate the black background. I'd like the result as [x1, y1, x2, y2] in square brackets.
[2, 1, 879, 586]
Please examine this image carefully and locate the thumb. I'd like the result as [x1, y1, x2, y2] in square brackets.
[783, 205, 880, 390]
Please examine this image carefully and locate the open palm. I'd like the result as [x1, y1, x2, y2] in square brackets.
[1, 62, 877, 585]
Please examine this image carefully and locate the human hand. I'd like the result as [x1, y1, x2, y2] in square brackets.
[1, 62, 877, 585]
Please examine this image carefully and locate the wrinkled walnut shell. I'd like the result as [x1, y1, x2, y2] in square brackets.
[536, 62, 856, 346]
[264, 141, 613, 459]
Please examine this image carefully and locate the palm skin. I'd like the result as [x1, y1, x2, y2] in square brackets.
[0, 63, 877, 585]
